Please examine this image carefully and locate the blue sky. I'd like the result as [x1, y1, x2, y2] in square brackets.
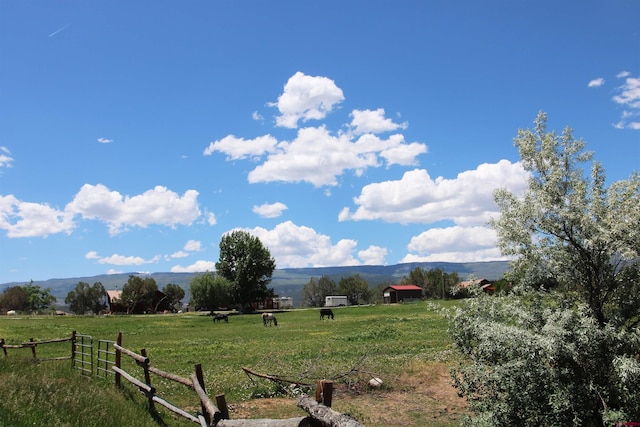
[1, 1, 638, 284]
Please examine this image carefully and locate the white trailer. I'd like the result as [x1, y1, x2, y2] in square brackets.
[325, 295, 349, 307]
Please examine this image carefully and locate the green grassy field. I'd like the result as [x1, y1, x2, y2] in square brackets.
[0, 302, 466, 426]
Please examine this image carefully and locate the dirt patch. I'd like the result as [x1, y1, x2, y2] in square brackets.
[228, 361, 466, 426]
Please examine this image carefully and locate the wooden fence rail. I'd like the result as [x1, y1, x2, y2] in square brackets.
[2, 331, 364, 427]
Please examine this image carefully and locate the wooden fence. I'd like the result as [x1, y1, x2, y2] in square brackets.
[1, 332, 364, 427]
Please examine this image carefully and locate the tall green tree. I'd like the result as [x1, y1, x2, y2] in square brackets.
[336, 274, 370, 305]
[65, 281, 107, 315]
[450, 112, 640, 425]
[189, 272, 231, 310]
[215, 230, 276, 311]
[0, 286, 29, 312]
[22, 281, 56, 313]
[162, 283, 185, 312]
[302, 275, 337, 307]
[120, 275, 158, 314]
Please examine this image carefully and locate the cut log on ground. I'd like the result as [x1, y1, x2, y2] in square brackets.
[217, 417, 321, 427]
[297, 396, 364, 427]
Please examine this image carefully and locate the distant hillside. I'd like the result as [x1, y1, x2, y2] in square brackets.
[0, 261, 510, 308]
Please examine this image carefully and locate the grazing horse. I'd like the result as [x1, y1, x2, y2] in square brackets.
[262, 312, 278, 326]
[213, 313, 228, 323]
[320, 308, 334, 320]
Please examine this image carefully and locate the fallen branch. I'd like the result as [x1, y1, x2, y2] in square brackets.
[242, 367, 314, 387]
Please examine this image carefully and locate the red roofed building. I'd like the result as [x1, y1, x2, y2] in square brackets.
[383, 285, 423, 304]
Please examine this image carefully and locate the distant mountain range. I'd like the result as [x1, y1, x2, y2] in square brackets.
[1, 261, 510, 308]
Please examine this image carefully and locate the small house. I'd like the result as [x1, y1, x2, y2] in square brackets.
[383, 285, 423, 304]
[458, 278, 495, 293]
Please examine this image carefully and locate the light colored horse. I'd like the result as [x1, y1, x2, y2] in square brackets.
[262, 312, 277, 327]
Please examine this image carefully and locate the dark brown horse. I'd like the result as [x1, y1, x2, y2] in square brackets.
[320, 308, 334, 320]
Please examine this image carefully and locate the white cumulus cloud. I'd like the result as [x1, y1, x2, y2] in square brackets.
[0, 194, 75, 237]
[339, 160, 528, 226]
[253, 202, 288, 218]
[349, 108, 407, 135]
[203, 134, 278, 159]
[171, 260, 216, 273]
[66, 184, 201, 235]
[270, 72, 345, 129]
[233, 221, 361, 268]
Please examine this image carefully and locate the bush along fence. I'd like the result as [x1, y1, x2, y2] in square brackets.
[1, 332, 364, 427]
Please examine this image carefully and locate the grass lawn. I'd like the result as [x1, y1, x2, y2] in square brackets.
[0, 301, 467, 426]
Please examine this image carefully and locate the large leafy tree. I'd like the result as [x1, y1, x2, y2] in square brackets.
[490, 111, 640, 328]
[162, 283, 185, 312]
[450, 112, 640, 425]
[65, 281, 107, 315]
[120, 275, 158, 314]
[0, 286, 29, 312]
[189, 272, 231, 310]
[215, 230, 276, 311]
[302, 275, 337, 307]
[336, 274, 370, 305]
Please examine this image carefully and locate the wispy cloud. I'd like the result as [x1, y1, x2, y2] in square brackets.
[588, 77, 605, 88]
[48, 24, 70, 38]
[612, 71, 640, 130]
[97, 137, 113, 144]
[0, 146, 14, 169]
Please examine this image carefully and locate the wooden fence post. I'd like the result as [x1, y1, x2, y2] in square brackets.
[115, 332, 122, 388]
[315, 380, 333, 407]
[216, 394, 229, 420]
[1, 339, 6, 356]
[194, 364, 210, 425]
[140, 349, 155, 410]
[29, 338, 36, 360]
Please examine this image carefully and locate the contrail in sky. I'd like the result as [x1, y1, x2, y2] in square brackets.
[48, 24, 70, 38]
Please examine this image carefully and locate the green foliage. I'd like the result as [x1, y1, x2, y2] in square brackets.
[216, 230, 276, 310]
[0, 281, 56, 313]
[189, 272, 231, 310]
[120, 275, 158, 314]
[0, 358, 163, 427]
[490, 111, 640, 327]
[301, 275, 337, 307]
[452, 113, 640, 425]
[449, 293, 640, 426]
[65, 282, 107, 315]
[0, 285, 29, 312]
[337, 274, 370, 305]
[162, 283, 185, 311]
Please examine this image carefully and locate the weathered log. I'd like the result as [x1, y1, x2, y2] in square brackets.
[21, 336, 72, 345]
[114, 343, 149, 364]
[148, 365, 193, 387]
[216, 417, 317, 427]
[297, 396, 364, 427]
[112, 366, 154, 394]
[151, 395, 200, 424]
[190, 372, 222, 423]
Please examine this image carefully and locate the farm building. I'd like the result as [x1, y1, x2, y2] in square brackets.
[383, 285, 423, 304]
[105, 289, 172, 313]
[458, 278, 495, 293]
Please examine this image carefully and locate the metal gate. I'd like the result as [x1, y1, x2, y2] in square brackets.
[97, 339, 117, 378]
[73, 334, 93, 376]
